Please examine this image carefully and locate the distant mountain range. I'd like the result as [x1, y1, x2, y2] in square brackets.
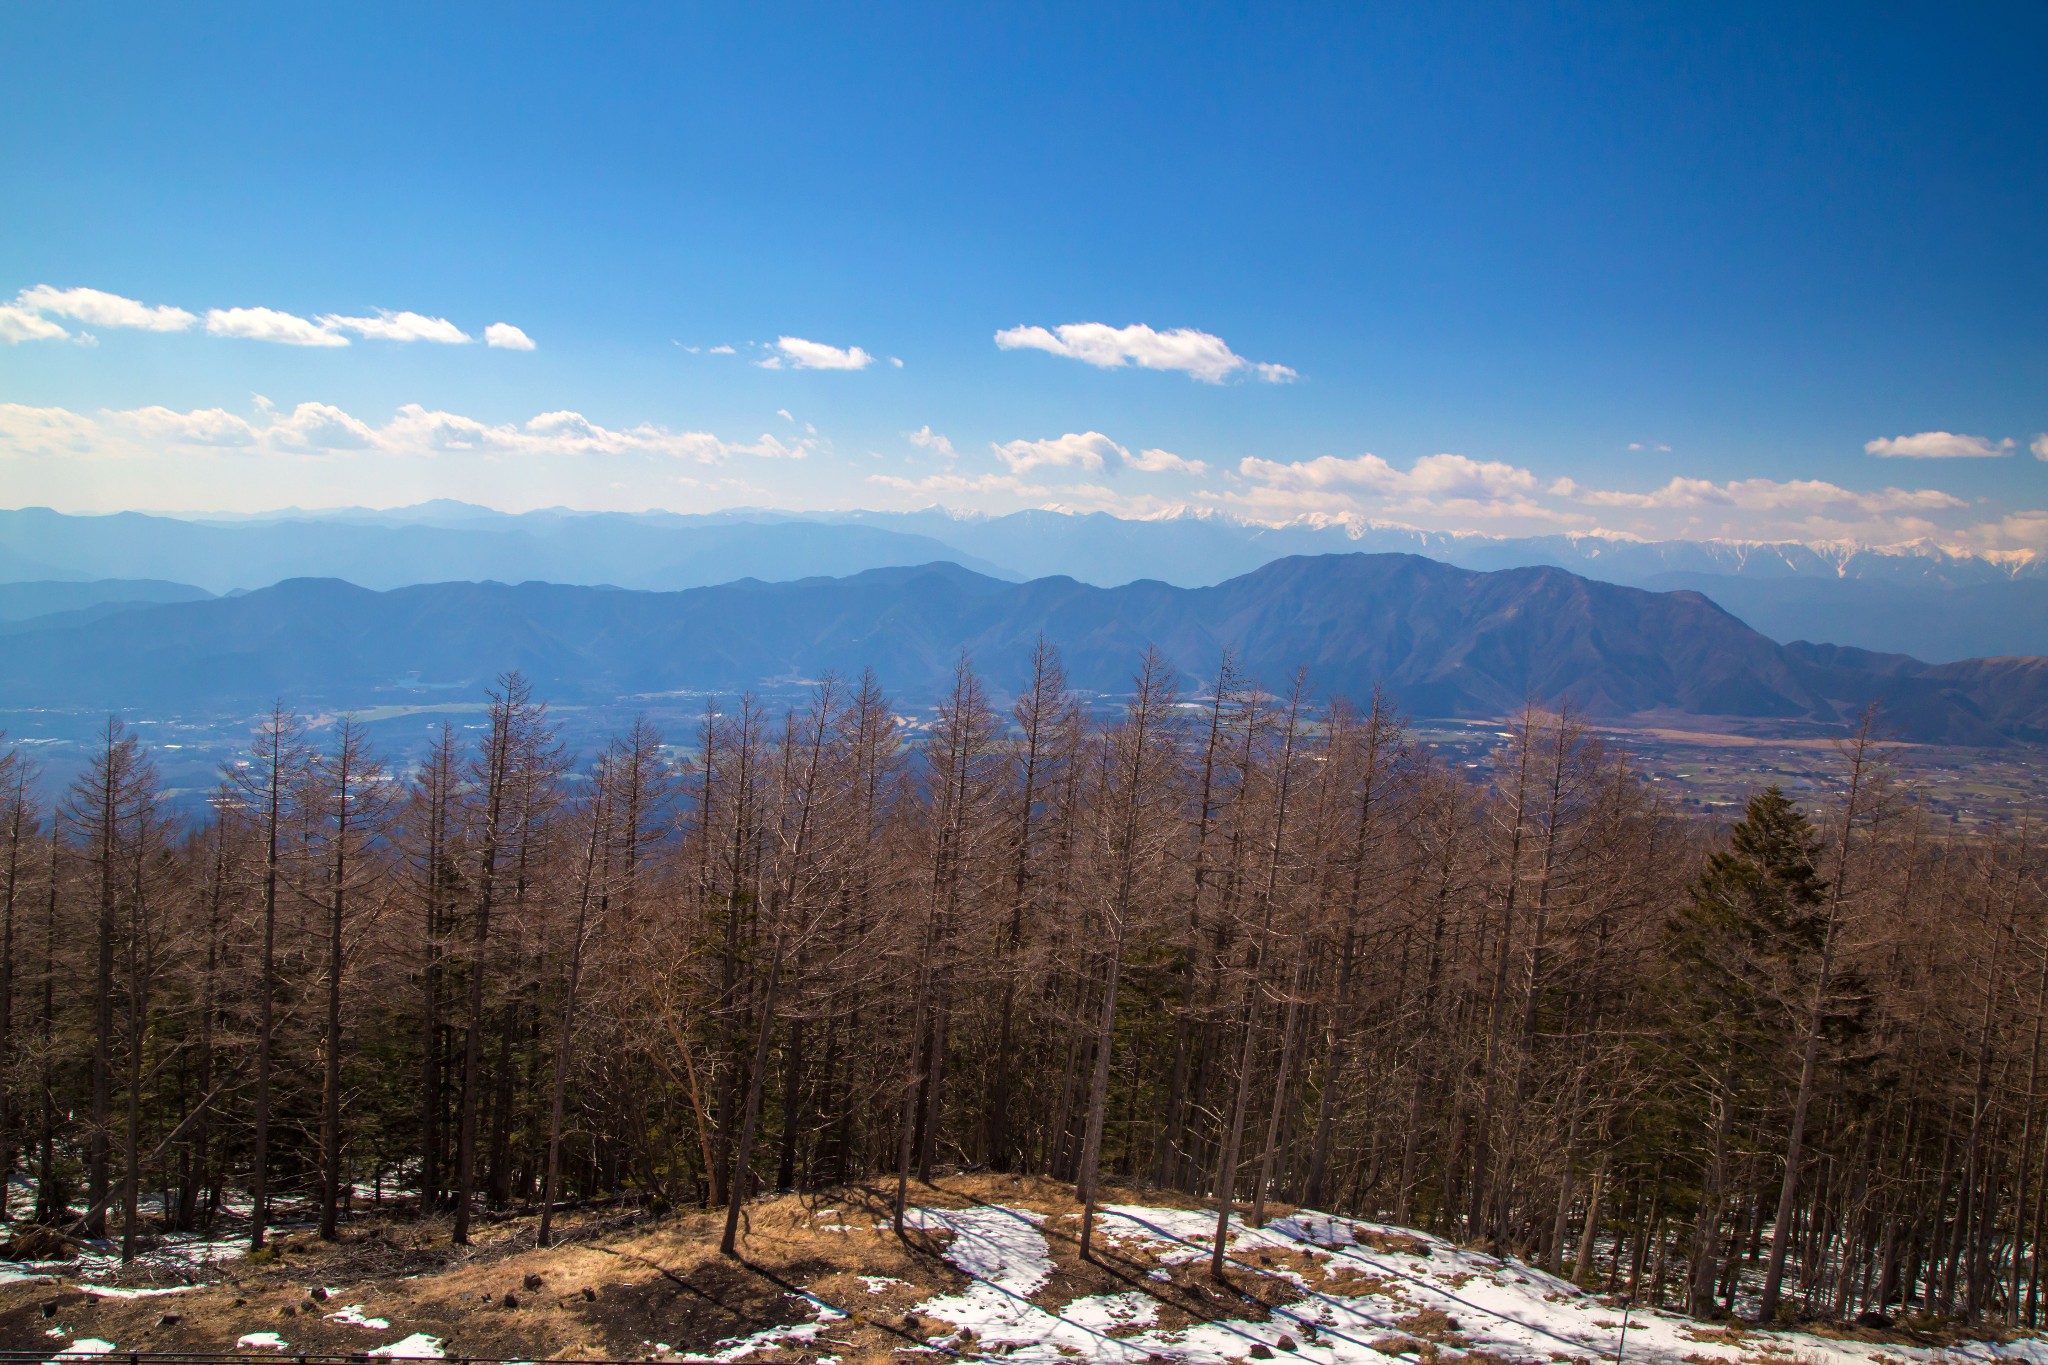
[2, 504, 2041, 661]
[0, 577, 213, 626]
[2, 553, 2041, 746]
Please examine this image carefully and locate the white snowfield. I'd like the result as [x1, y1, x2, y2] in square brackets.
[867, 1201, 2048, 1365]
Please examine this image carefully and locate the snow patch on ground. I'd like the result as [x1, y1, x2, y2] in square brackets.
[369, 1333, 446, 1359]
[327, 1305, 392, 1330]
[704, 1292, 847, 1362]
[906, 1205, 1054, 1295]
[896, 1201, 2048, 1365]
[0, 1229, 250, 1289]
[235, 1333, 287, 1350]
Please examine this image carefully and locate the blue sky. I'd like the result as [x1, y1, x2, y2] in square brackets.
[3, 3, 2044, 551]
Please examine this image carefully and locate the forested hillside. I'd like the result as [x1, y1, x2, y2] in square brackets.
[7, 504, 2044, 660]
[0, 644, 2042, 1330]
[4, 555, 2044, 744]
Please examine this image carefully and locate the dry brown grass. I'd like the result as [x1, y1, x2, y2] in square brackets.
[1394, 1305, 1467, 1344]
[0, 1175, 1352, 1361]
[1356, 1229, 1432, 1257]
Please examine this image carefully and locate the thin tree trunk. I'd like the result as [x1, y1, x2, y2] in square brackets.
[1758, 713, 1877, 1321]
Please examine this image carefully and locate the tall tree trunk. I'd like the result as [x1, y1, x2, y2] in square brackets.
[541, 759, 609, 1247]
[0, 767, 29, 1216]
[247, 705, 298, 1252]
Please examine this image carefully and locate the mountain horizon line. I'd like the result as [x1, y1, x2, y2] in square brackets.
[2, 551, 2043, 749]
[8, 498, 2042, 571]
[6, 502, 2045, 664]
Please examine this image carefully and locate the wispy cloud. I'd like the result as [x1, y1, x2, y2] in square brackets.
[17, 285, 196, 332]
[1627, 441, 1672, 453]
[1582, 475, 1965, 515]
[320, 310, 470, 343]
[1125, 446, 1208, 475]
[990, 431, 1209, 480]
[1219, 448, 2016, 548]
[994, 322, 1295, 384]
[3, 282, 529, 350]
[0, 305, 74, 344]
[907, 425, 957, 459]
[866, 469, 1191, 519]
[205, 306, 351, 347]
[2035, 434, 2048, 461]
[759, 336, 873, 370]
[1864, 430, 2015, 459]
[0, 400, 813, 464]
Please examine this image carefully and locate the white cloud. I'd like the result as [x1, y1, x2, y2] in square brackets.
[110, 405, 260, 447]
[205, 306, 349, 347]
[994, 430, 1124, 475]
[1627, 441, 1673, 453]
[0, 305, 73, 344]
[1864, 431, 2014, 459]
[16, 285, 195, 332]
[1226, 451, 1580, 528]
[5, 284, 535, 352]
[386, 406, 811, 462]
[890, 356, 905, 368]
[993, 321, 1294, 384]
[730, 433, 810, 459]
[1580, 475, 1964, 515]
[761, 336, 873, 371]
[320, 310, 470, 344]
[872, 470, 1042, 497]
[1949, 511, 2048, 556]
[485, 321, 536, 351]
[0, 403, 107, 455]
[867, 469, 1191, 519]
[1221, 454, 1995, 544]
[708, 344, 736, 355]
[2033, 434, 2048, 462]
[1126, 446, 1209, 476]
[1240, 451, 1541, 500]
[268, 401, 381, 450]
[907, 425, 957, 459]
[7, 400, 818, 469]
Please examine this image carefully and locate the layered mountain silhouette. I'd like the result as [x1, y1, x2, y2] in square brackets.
[4, 505, 2043, 660]
[0, 506, 1013, 596]
[1, 553, 2041, 745]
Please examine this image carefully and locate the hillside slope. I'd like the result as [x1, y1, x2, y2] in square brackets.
[0, 554, 2040, 744]
[2, 1177, 2038, 1363]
